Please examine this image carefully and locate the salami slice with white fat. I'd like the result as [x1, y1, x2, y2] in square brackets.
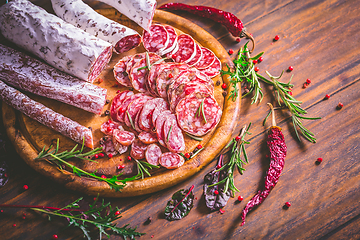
[142, 24, 169, 54]
[147, 62, 175, 97]
[126, 53, 146, 74]
[113, 56, 133, 87]
[100, 136, 118, 157]
[116, 93, 146, 123]
[112, 137, 128, 155]
[159, 25, 178, 56]
[110, 90, 134, 121]
[152, 102, 170, 127]
[0, 80, 93, 148]
[171, 34, 196, 64]
[187, 44, 203, 67]
[194, 47, 216, 70]
[113, 129, 135, 146]
[130, 139, 148, 160]
[199, 56, 221, 78]
[0, 0, 113, 83]
[163, 116, 185, 153]
[0, 44, 107, 115]
[138, 131, 158, 144]
[100, 119, 124, 136]
[145, 144, 162, 166]
[134, 109, 144, 133]
[124, 95, 153, 128]
[97, 0, 156, 32]
[159, 152, 185, 169]
[155, 110, 172, 147]
[51, 0, 141, 54]
[176, 92, 222, 136]
[139, 98, 168, 132]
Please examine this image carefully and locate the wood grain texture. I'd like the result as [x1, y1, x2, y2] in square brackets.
[0, 0, 359, 239]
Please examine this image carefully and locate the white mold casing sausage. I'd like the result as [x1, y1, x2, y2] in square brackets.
[0, 80, 94, 148]
[98, 0, 156, 32]
[0, 0, 113, 83]
[0, 44, 107, 115]
[51, 0, 141, 54]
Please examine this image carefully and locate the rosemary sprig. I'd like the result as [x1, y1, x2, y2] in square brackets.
[259, 71, 321, 143]
[126, 110, 135, 129]
[195, 99, 207, 123]
[166, 125, 173, 143]
[209, 124, 252, 197]
[185, 132, 203, 141]
[135, 160, 159, 179]
[31, 197, 145, 240]
[220, 42, 264, 104]
[137, 52, 166, 71]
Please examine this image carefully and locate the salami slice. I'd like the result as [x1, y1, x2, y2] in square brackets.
[171, 34, 196, 64]
[176, 92, 222, 136]
[163, 116, 185, 153]
[0, 44, 107, 115]
[199, 56, 221, 78]
[155, 110, 172, 147]
[142, 24, 169, 54]
[124, 95, 153, 128]
[0, 0, 113, 83]
[113, 56, 133, 87]
[51, 0, 141, 54]
[152, 102, 170, 127]
[100, 136, 118, 157]
[187, 43, 203, 67]
[0, 80, 94, 148]
[159, 25, 178, 56]
[147, 62, 175, 97]
[139, 98, 168, 132]
[138, 131, 158, 144]
[134, 109, 144, 132]
[130, 139, 148, 160]
[159, 152, 185, 169]
[129, 53, 162, 93]
[110, 90, 134, 121]
[100, 119, 124, 136]
[112, 137, 128, 155]
[126, 53, 146, 74]
[145, 144, 162, 166]
[194, 47, 216, 70]
[116, 93, 146, 123]
[113, 129, 135, 146]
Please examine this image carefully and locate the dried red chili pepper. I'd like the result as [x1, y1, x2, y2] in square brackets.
[158, 3, 255, 52]
[240, 103, 287, 226]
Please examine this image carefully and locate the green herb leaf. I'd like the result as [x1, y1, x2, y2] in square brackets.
[164, 185, 195, 221]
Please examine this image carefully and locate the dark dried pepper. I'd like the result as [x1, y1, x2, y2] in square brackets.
[164, 185, 194, 221]
[203, 155, 231, 211]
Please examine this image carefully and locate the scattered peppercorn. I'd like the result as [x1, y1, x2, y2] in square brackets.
[258, 56, 263, 62]
[219, 209, 225, 214]
[0, 210, 3, 213]
[101, 175, 106, 179]
[274, 35, 280, 41]
[184, 153, 190, 159]
[99, 153, 104, 157]
[22, 216, 26, 220]
[197, 144, 203, 149]
[303, 83, 308, 89]
[221, 83, 227, 89]
[289, 91, 293, 96]
[285, 202, 291, 208]
[236, 37, 241, 43]
[222, 91, 227, 97]
[306, 79, 311, 84]
[214, 190, 219, 195]
[116, 90, 121, 94]
[98, 78, 104, 83]
[168, 73, 173, 78]
[244, 88, 250, 94]
[104, 110, 110, 116]
[105, 99, 110, 104]
[23, 185, 28, 190]
[108, 153, 113, 158]
[13, 224, 16, 227]
[254, 67, 259, 72]
[172, 54, 176, 59]
[252, 59, 258, 64]
[117, 164, 125, 170]
[337, 102, 344, 109]
[324, 94, 330, 100]
[238, 196, 243, 201]
[127, 156, 132, 161]
[288, 66, 294, 71]
[317, 157, 323, 163]
[115, 211, 120, 215]
[216, 164, 222, 169]
[235, 136, 241, 141]
[52, 235, 58, 239]
[94, 154, 99, 159]
[151, 235, 154, 238]
[144, 217, 152, 225]
[228, 49, 234, 55]
[129, 88, 134, 91]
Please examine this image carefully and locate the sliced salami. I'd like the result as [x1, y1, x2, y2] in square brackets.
[163, 116, 185, 153]
[126, 53, 146, 73]
[194, 47, 216, 70]
[147, 62, 175, 97]
[176, 92, 222, 136]
[0, 0, 113, 83]
[134, 109, 144, 133]
[113, 129, 135, 146]
[142, 24, 169, 54]
[171, 34, 197, 63]
[0, 44, 107, 115]
[187, 43, 203, 67]
[100, 136, 118, 157]
[124, 95, 153, 128]
[113, 55, 133, 87]
[152, 102, 170, 127]
[129, 53, 162, 93]
[130, 139, 148, 160]
[159, 152, 185, 169]
[199, 56, 221, 78]
[139, 98, 168, 132]
[110, 90, 134, 121]
[0, 80, 93, 148]
[145, 144, 162, 166]
[155, 110, 172, 147]
[116, 93, 146, 123]
[138, 131, 158, 144]
[159, 25, 178, 56]
[100, 119, 124, 136]
[112, 136, 128, 155]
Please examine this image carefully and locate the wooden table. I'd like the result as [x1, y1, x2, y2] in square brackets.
[0, 0, 359, 239]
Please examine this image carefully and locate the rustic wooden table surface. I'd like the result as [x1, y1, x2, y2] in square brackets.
[0, 0, 359, 239]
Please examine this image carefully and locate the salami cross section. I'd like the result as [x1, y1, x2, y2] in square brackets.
[0, 80, 93, 148]
[0, 0, 113, 83]
[0, 44, 107, 115]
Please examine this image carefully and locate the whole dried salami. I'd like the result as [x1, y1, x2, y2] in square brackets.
[113, 129, 135, 146]
[142, 24, 169, 54]
[139, 98, 168, 132]
[171, 34, 196, 63]
[138, 131, 158, 144]
[110, 90, 134, 121]
[113, 56, 133, 87]
[159, 25, 178, 56]
[145, 144, 162, 166]
[124, 95, 153, 128]
[0, 80, 93, 148]
[163, 116, 185, 153]
[176, 92, 222, 136]
[200, 57, 221, 78]
[0, 44, 107, 115]
[130, 139, 148, 160]
[0, 0, 113, 83]
[155, 110, 172, 147]
[159, 152, 185, 169]
[194, 47, 216, 70]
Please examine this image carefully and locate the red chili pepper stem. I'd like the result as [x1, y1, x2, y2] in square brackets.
[243, 32, 255, 54]
[267, 103, 281, 131]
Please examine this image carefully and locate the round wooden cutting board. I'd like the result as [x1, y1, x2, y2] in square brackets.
[2, 9, 240, 197]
